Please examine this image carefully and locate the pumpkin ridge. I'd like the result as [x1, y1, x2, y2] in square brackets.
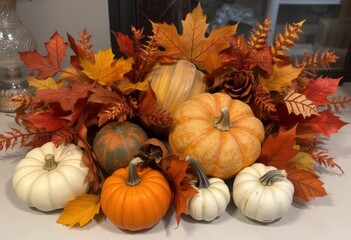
[183, 126, 217, 154]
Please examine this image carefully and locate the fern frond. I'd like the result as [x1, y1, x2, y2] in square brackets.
[326, 95, 351, 112]
[249, 17, 271, 51]
[51, 127, 78, 147]
[310, 148, 343, 174]
[254, 84, 277, 113]
[271, 20, 305, 62]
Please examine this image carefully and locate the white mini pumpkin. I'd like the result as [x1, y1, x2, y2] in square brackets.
[233, 163, 294, 223]
[12, 142, 90, 211]
[186, 157, 230, 221]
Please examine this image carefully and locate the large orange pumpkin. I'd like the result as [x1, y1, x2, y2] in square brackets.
[100, 157, 171, 231]
[92, 121, 148, 175]
[169, 92, 265, 179]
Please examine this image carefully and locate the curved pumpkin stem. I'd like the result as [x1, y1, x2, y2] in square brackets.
[43, 154, 58, 171]
[187, 156, 210, 189]
[213, 107, 232, 131]
[126, 157, 144, 186]
[259, 169, 287, 186]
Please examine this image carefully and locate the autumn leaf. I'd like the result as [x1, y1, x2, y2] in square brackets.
[253, 47, 273, 74]
[303, 76, 342, 106]
[87, 85, 121, 104]
[160, 154, 197, 226]
[113, 31, 135, 58]
[257, 126, 299, 169]
[289, 152, 317, 176]
[300, 110, 348, 137]
[152, 3, 237, 73]
[20, 105, 68, 131]
[284, 92, 319, 118]
[27, 76, 64, 90]
[286, 166, 327, 201]
[20, 31, 68, 79]
[33, 82, 94, 111]
[258, 64, 303, 92]
[80, 48, 133, 85]
[57, 194, 100, 227]
[116, 79, 148, 94]
[59, 66, 90, 83]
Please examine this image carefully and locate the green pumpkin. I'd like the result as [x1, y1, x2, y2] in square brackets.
[93, 121, 148, 175]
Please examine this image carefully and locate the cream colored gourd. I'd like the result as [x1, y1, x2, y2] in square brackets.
[144, 60, 207, 115]
[233, 163, 294, 223]
[186, 157, 230, 221]
[12, 142, 90, 211]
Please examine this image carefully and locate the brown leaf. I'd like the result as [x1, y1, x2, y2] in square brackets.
[138, 138, 169, 164]
[284, 92, 319, 118]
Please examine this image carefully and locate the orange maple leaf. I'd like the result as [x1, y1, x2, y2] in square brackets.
[257, 126, 299, 169]
[286, 166, 327, 201]
[20, 31, 68, 79]
[160, 154, 197, 226]
[152, 3, 237, 73]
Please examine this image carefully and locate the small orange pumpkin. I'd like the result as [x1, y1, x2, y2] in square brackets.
[169, 92, 265, 179]
[92, 121, 148, 175]
[100, 157, 171, 231]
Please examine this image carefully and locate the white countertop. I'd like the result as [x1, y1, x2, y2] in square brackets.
[1, 83, 351, 240]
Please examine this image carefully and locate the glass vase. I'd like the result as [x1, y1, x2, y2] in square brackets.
[0, 0, 36, 112]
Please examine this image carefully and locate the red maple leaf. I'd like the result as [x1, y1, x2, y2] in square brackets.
[300, 110, 348, 137]
[20, 104, 68, 131]
[20, 31, 68, 79]
[113, 31, 135, 58]
[33, 82, 94, 112]
[257, 126, 299, 168]
[303, 76, 342, 106]
[286, 166, 327, 201]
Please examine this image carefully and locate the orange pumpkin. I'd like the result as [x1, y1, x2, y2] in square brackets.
[169, 92, 265, 179]
[92, 121, 148, 175]
[100, 157, 171, 231]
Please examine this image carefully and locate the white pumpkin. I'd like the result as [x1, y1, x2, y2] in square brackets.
[12, 142, 90, 211]
[186, 157, 230, 221]
[233, 163, 294, 223]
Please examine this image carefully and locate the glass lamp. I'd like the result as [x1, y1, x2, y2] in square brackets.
[0, 0, 36, 112]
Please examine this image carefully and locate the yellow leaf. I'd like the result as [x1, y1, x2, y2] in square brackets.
[258, 64, 303, 92]
[290, 152, 318, 176]
[59, 66, 88, 82]
[152, 3, 237, 73]
[57, 194, 100, 227]
[27, 76, 63, 90]
[81, 48, 133, 85]
[116, 79, 148, 94]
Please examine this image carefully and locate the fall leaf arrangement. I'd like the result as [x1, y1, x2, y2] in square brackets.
[1, 3, 351, 230]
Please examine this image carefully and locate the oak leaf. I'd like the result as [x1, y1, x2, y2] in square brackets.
[258, 64, 303, 92]
[284, 92, 319, 118]
[57, 194, 100, 227]
[27, 76, 64, 90]
[303, 76, 342, 106]
[286, 166, 327, 201]
[20, 31, 68, 79]
[300, 110, 348, 137]
[33, 82, 94, 111]
[160, 154, 197, 226]
[257, 126, 299, 169]
[152, 3, 237, 73]
[80, 48, 133, 85]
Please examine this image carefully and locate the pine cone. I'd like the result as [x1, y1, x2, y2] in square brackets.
[217, 68, 255, 103]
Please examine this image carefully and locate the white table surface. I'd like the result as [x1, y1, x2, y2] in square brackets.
[1, 83, 351, 240]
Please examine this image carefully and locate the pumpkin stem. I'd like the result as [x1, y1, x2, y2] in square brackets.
[43, 154, 58, 171]
[186, 156, 210, 189]
[213, 107, 232, 131]
[126, 157, 144, 186]
[259, 169, 288, 186]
